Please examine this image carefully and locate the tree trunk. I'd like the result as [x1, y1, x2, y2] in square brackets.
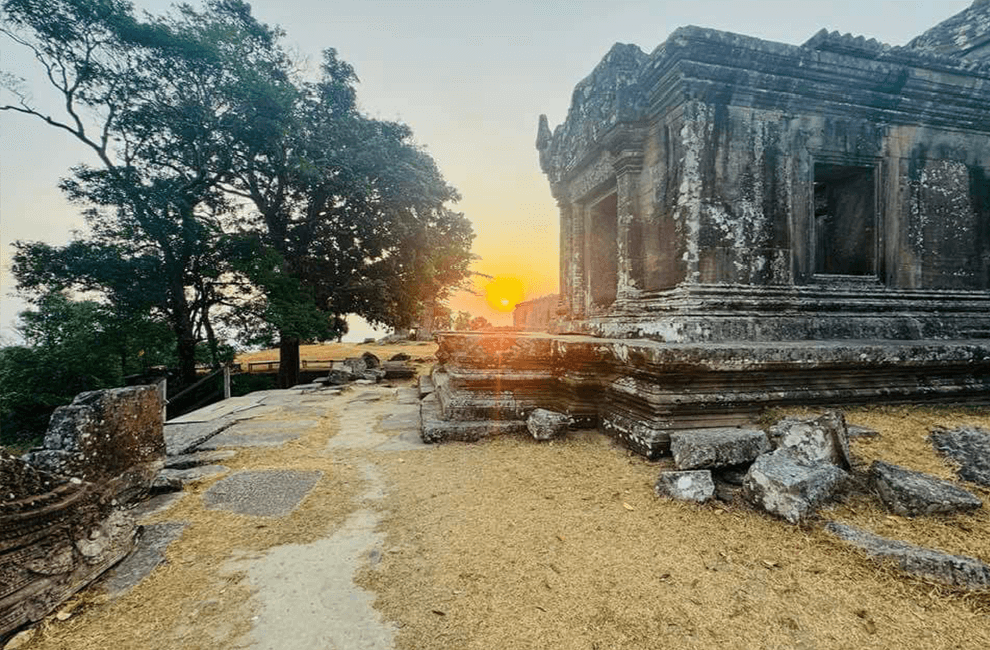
[278, 335, 301, 388]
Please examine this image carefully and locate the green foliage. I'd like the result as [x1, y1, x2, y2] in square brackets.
[0, 292, 173, 445]
[3, 0, 475, 390]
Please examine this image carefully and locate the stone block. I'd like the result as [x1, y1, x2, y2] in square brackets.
[1, 451, 136, 639]
[526, 408, 570, 441]
[768, 410, 851, 469]
[743, 449, 848, 523]
[382, 361, 416, 379]
[22, 385, 165, 504]
[361, 351, 381, 369]
[325, 369, 354, 385]
[654, 470, 715, 503]
[670, 428, 771, 470]
[929, 427, 990, 487]
[870, 461, 982, 516]
[826, 522, 990, 590]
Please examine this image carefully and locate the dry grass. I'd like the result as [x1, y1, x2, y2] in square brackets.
[235, 340, 438, 365]
[16, 398, 990, 650]
[361, 406, 990, 650]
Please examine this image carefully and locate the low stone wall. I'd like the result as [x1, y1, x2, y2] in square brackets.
[2, 385, 165, 640]
[426, 331, 990, 458]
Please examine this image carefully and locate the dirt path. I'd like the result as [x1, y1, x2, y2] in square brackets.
[13, 389, 990, 650]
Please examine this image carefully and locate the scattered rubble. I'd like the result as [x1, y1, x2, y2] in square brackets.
[929, 427, 990, 487]
[768, 411, 851, 470]
[826, 522, 990, 590]
[526, 408, 570, 441]
[870, 461, 982, 517]
[654, 470, 715, 503]
[743, 449, 849, 524]
[670, 428, 770, 470]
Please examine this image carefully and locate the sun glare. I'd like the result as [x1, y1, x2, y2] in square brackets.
[484, 276, 525, 313]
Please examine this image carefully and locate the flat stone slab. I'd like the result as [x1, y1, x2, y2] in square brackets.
[929, 427, 990, 487]
[158, 464, 230, 485]
[130, 492, 184, 520]
[168, 396, 265, 424]
[826, 522, 990, 590]
[654, 470, 715, 503]
[165, 418, 238, 456]
[164, 449, 237, 470]
[871, 460, 982, 517]
[99, 522, 188, 598]
[848, 424, 881, 439]
[670, 428, 771, 470]
[743, 449, 848, 524]
[196, 420, 318, 450]
[203, 470, 323, 517]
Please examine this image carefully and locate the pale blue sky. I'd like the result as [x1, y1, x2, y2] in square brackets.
[0, 1, 972, 341]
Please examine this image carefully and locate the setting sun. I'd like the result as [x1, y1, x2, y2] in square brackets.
[484, 276, 525, 313]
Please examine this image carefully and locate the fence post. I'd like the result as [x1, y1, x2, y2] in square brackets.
[223, 365, 231, 400]
[156, 377, 168, 421]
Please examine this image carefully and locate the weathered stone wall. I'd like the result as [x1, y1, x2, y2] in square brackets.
[23, 385, 166, 505]
[512, 294, 559, 331]
[1, 451, 135, 639]
[538, 13, 990, 343]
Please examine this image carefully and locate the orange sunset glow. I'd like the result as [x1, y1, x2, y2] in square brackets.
[483, 276, 526, 312]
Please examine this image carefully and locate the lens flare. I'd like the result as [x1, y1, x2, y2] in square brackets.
[484, 276, 525, 312]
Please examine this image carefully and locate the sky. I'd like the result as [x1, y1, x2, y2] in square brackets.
[0, 0, 973, 342]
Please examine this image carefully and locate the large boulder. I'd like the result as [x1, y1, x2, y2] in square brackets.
[669, 428, 771, 470]
[929, 427, 990, 487]
[22, 385, 165, 504]
[526, 408, 570, 441]
[870, 461, 982, 516]
[743, 449, 848, 523]
[654, 470, 715, 503]
[768, 410, 851, 469]
[827, 522, 990, 590]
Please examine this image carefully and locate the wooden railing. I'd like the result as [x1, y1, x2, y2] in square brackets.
[244, 359, 342, 374]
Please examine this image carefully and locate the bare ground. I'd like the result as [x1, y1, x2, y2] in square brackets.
[12, 385, 990, 650]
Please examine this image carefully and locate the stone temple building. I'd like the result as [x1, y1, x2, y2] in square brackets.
[423, 2, 990, 458]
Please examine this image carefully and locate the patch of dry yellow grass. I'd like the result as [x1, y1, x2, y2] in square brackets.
[362, 407, 990, 650]
[236, 341, 437, 365]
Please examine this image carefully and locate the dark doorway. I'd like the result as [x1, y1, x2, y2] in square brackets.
[813, 163, 876, 276]
[588, 192, 618, 308]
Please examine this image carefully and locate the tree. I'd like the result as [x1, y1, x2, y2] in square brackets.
[0, 292, 174, 445]
[222, 50, 474, 386]
[454, 311, 472, 331]
[469, 315, 492, 331]
[2, 0, 287, 384]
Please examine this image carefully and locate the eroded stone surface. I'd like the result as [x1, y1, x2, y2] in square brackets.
[99, 522, 188, 599]
[203, 470, 322, 517]
[930, 427, 990, 487]
[827, 522, 990, 590]
[743, 449, 848, 524]
[768, 411, 851, 470]
[654, 470, 715, 503]
[871, 461, 982, 517]
[22, 385, 165, 504]
[164, 449, 237, 470]
[526, 408, 570, 441]
[670, 428, 770, 470]
[1, 451, 135, 638]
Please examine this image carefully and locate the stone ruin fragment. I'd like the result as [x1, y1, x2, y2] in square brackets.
[422, 1, 990, 457]
[1, 385, 165, 641]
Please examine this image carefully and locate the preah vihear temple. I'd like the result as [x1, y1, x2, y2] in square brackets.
[424, 1, 990, 458]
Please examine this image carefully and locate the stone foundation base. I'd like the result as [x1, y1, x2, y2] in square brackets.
[424, 332, 990, 459]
